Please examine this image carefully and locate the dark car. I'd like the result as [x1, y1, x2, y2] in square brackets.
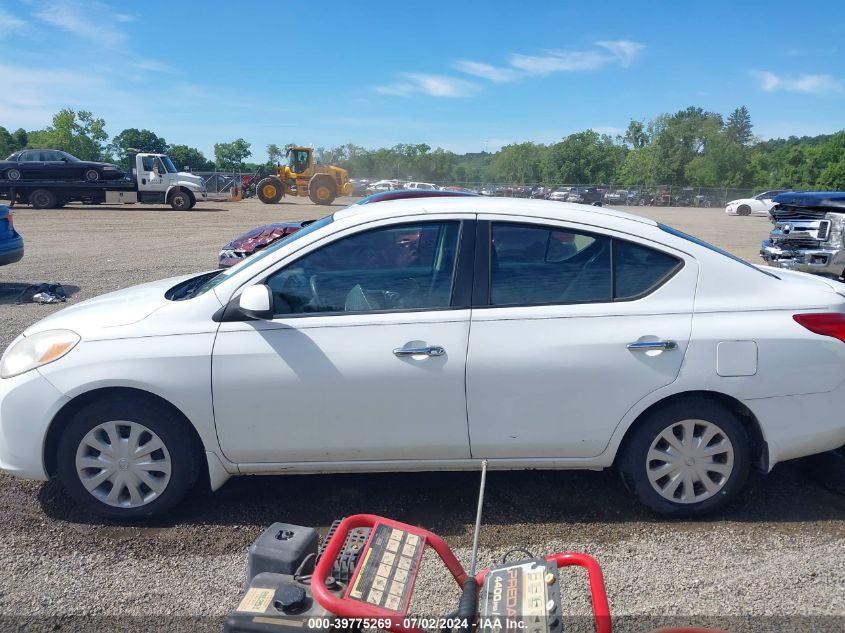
[218, 189, 480, 267]
[0, 204, 23, 265]
[0, 149, 123, 182]
[566, 186, 603, 205]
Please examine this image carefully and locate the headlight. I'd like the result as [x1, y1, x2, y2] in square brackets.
[0, 329, 80, 379]
[102, 166, 118, 171]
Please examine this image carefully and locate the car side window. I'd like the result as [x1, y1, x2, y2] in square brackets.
[265, 221, 461, 315]
[489, 222, 682, 306]
[142, 156, 155, 172]
[20, 151, 38, 162]
[491, 223, 611, 305]
[613, 239, 681, 299]
[42, 151, 62, 161]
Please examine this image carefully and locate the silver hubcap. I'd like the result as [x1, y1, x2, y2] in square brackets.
[646, 419, 734, 504]
[75, 420, 172, 508]
[86, 170, 98, 180]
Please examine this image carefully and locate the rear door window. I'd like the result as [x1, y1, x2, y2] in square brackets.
[613, 239, 682, 299]
[489, 222, 682, 306]
[490, 223, 612, 305]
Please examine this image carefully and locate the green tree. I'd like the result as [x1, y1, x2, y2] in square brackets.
[543, 130, 625, 184]
[214, 138, 252, 170]
[110, 128, 168, 161]
[27, 109, 108, 160]
[490, 142, 546, 183]
[725, 106, 754, 146]
[169, 144, 214, 171]
[0, 127, 16, 157]
[266, 143, 283, 165]
[617, 144, 659, 186]
[623, 120, 649, 148]
[686, 134, 753, 187]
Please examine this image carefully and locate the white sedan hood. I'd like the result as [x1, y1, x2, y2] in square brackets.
[23, 273, 199, 338]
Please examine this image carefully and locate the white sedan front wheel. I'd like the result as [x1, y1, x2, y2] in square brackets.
[620, 399, 750, 516]
[56, 395, 201, 519]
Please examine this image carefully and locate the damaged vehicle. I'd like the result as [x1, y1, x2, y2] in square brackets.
[760, 191, 845, 280]
[219, 222, 309, 268]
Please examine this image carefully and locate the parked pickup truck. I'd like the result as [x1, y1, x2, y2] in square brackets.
[760, 191, 845, 279]
[0, 152, 207, 210]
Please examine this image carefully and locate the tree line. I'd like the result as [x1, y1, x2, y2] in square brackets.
[0, 109, 253, 172]
[1, 106, 843, 189]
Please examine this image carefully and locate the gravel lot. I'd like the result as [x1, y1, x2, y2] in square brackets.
[0, 198, 842, 632]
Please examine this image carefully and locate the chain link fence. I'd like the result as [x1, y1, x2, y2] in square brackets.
[408, 183, 762, 207]
[194, 171, 254, 194]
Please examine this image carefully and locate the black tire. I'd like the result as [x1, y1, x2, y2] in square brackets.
[55, 395, 201, 520]
[619, 398, 750, 517]
[737, 204, 751, 216]
[169, 189, 193, 210]
[30, 188, 57, 209]
[7, 168, 21, 181]
[84, 168, 100, 182]
[309, 176, 336, 205]
[257, 177, 284, 204]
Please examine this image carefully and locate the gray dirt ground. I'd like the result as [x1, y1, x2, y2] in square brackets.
[0, 197, 842, 631]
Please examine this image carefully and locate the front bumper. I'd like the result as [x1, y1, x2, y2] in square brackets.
[0, 368, 68, 480]
[760, 239, 845, 277]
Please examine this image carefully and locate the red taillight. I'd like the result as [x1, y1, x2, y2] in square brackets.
[793, 313, 845, 343]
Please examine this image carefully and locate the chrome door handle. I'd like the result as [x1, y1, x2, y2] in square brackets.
[627, 340, 678, 351]
[393, 345, 445, 357]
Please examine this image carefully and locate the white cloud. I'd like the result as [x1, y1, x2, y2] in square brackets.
[452, 60, 519, 83]
[0, 8, 28, 33]
[375, 74, 479, 98]
[28, 0, 132, 49]
[509, 50, 607, 74]
[456, 40, 645, 82]
[757, 71, 843, 94]
[596, 40, 645, 67]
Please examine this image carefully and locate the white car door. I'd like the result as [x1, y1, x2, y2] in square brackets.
[466, 217, 697, 458]
[212, 216, 474, 464]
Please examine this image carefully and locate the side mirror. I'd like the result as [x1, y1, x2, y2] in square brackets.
[238, 284, 273, 320]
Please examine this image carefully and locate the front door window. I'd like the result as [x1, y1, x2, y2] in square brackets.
[265, 221, 461, 315]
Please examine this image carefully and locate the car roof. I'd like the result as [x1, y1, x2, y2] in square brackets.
[335, 195, 657, 229]
[772, 191, 845, 209]
[354, 189, 479, 205]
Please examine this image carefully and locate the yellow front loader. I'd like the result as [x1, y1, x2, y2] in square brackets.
[256, 147, 353, 205]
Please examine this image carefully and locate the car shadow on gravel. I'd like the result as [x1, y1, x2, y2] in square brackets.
[36, 460, 845, 538]
[0, 282, 81, 305]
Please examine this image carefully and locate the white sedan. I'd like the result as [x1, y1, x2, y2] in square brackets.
[725, 190, 791, 216]
[2, 197, 845, 520]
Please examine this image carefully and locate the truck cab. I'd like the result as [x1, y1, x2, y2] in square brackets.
[127, 152, 207, 210]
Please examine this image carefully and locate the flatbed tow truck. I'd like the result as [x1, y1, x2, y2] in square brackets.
[0, 152, 207, 210]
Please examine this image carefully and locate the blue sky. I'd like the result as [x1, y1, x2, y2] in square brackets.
[0, 0, 843, 161]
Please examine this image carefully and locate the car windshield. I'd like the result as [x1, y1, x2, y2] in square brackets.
[160, 156, 178, 173]
[186, 214, 334, 298]
[658, 223, 779, 279]
[61, 152, 81, 162]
